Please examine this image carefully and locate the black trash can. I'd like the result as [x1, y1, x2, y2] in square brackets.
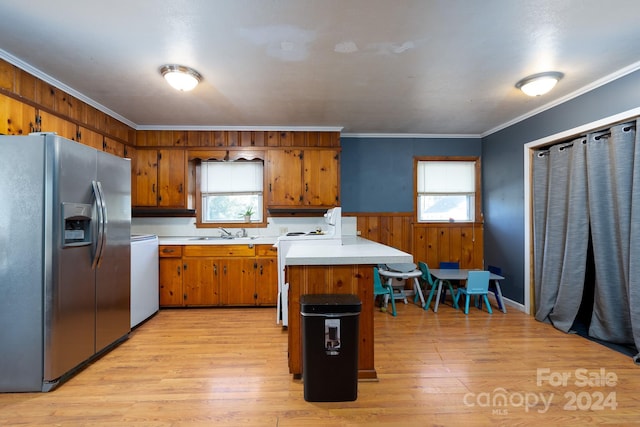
[300, 293, 362, 402]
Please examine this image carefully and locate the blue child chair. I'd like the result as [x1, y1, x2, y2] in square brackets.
[477, 265, 506, 313]
[373, 267, 396, 316]
[415, 261, 457, 311]
[454, 270, 493, 315]
[438, 261, 460, 304]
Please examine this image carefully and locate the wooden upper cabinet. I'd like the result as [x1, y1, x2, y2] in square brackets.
[0, 95, 36, 135]
[132, 148, 186, 208]
[267, 149, 304, 206]
[0, 60, 15, 91]
[78, 126, 103, 151]
[133, 149, 159, 207]
[38, 110, 77, 141]
[158, 149, 186, 207]
[303, 149, 340, 206]
[266, 148, 340, 208]
[104, 136, 125, 157]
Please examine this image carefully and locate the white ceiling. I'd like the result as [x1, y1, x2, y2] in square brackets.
[1, 0, 640, 136]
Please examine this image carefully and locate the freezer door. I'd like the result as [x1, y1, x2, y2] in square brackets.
[0, 135, 46, 391]
[44, 136, 97, 382]
[95, 151, 131, 352]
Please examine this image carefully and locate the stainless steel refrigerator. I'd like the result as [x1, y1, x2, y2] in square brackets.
[0, 133, 131, 392]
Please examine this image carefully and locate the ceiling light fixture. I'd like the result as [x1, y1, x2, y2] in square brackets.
[160, 64, 202, 91]
[515, 71, 564, 97]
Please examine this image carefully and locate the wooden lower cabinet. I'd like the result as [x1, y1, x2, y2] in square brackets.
[159, 244, 277, 307]
[286, 264, 376, 381]
[183, 258, 220, 306]
[255, 257, 277, 305]
[220, 258, 256, 305]
[159, 245, 183, 306]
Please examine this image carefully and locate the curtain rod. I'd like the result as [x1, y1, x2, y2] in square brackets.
[535, 120, 636, 154]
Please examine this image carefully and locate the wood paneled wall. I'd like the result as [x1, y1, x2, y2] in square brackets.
[413, 223, 484, 269]
[0, 58, 135, 145]
[136, 130, 340, 148]
[1, 58, 339, 159]
[349, 212, 484, 269]
[351, 212, 413, 254]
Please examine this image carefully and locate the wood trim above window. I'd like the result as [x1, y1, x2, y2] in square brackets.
[188, 149, 265, 162]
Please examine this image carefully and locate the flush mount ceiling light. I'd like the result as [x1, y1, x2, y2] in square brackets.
[515, 71, 564, 97]
[160, 64, 202, 91]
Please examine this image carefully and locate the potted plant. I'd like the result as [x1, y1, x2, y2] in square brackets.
[242, 206, 254, 222]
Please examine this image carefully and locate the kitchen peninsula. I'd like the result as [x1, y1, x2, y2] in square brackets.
[285, 236, 412, 380]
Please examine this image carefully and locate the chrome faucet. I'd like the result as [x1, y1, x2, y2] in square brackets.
[236, 228, 247, 238]
[219, 227, 232, 237]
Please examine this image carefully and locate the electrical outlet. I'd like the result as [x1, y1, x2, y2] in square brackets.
[280, 227, 288, 235]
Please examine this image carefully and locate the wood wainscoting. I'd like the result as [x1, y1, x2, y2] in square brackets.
[349, 212, 484, 269]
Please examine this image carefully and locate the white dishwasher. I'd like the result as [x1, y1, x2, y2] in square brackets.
[130, 234, 159, 328]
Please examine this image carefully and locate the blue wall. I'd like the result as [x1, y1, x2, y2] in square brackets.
[340, 137, 480, 212]
[483, 69, 640, 304]
[340, 69, 640, 306]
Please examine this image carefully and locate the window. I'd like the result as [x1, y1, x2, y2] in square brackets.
[415, 158, 480, 222]
[198, 160, 264, 225]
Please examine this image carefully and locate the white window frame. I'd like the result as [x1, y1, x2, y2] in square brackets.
[414, 157, 481, 223]
[196, 159, 265, 227]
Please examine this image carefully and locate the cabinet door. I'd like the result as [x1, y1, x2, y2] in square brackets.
[303, 149, 340, 206]
[266, 149, 303, 206]
[220, 258, 256, 305]
[78, 126, 104, 151]
[38, 110, 77, 141]
[159, 258, 183, 306]
[104, 136, 125, 157]
[133, 149, 158, 207]
[255, 257, 277, 306]
[0, 95, 35, 135]
[158, 149, 186, 207]
[183, 258, 219, 305]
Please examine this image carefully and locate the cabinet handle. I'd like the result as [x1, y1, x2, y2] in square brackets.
[259, 265, 263, 275]
[177, 266, 181, 276]
[305, 182, 308, 192]
[162, 248, 175, 254]
[214, 264, 217, 275]
[152, 183, 156, 194]
[179, 183, 183, 193]
[223, 265, 227, 275]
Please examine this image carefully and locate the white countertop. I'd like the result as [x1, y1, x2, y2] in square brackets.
[284, 236, 413, 266]
[158, 236, 278, 245]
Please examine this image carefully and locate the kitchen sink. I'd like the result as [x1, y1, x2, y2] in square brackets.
[189, 236, 257, 241]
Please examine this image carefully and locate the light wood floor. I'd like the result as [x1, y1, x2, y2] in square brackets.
[1, 301, 640, 426]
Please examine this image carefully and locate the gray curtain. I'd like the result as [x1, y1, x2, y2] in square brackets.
[532, 120, 640, 363]
[533, 137, 589, 330]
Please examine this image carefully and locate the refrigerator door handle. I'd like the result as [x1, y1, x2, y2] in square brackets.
[91, 180, 106, 269]
[96, 180, 108, 267]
